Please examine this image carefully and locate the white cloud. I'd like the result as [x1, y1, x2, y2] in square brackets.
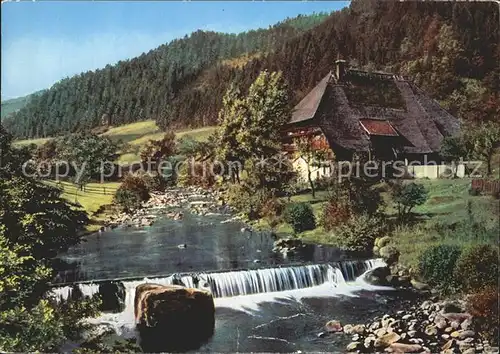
[1, 30, 183, 99]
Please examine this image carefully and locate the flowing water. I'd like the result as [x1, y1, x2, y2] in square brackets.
[53, 200, 404, 352]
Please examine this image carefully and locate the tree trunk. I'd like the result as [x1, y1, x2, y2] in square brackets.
[307, 165, 315, 198]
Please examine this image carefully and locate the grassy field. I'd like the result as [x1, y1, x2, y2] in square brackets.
[389, 179, 499, 268]
[111, 123, 216, 164]
[45, 180, 120, 213]
[13, 137, 52, 147]
[44, 180, 121, 232]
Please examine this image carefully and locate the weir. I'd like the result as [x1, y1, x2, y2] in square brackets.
[50, 259, 383, 304]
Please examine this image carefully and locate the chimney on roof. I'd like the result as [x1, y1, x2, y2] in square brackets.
[335, 59, 347, 82]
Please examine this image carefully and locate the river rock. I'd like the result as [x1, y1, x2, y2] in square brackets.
[364, 336, 376, 350]
[135, 283, 215, 352]
[352, 324, 366, 335]
[442, 339, 457, 351]
[434, 314, 448, 329]
[407, 330, 417, 338]
[379, 246, 400, 265]
[369, 321, 381, 331]
[325, 320, 342, 333]
[98, 281, 125, 312]
[461, 318, 472, 331]
[410, 279, 430, 290]
[272, 238, 306, 258]
[376, 236, 391, 248]
[364, 266, 391, 286]
[386, 343, 422, 353]
[459, 341, 474, 352]
[424, 324, 437, 336]
[374, 332, 401, 348]
[444, 312, 471, 323]
[381, 317, 396, 329]
[451, 320, 461, 329]
[343, 324, 354, 334]
[421, 300, 433, 310]
[347, 341, 361, 351]
[458, 330, 475, 339]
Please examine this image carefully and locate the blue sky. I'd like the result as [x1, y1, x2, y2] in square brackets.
[1, 1, 349, 100]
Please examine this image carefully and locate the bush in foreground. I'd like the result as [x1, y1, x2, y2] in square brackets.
[139, 172, 168, 193]
[466, 286, 499, 345]
[418, 244, 462, 291]
[283, 202, 316, 234]
[391, 182, 428, 222]
[225, 184, 273, 220]
[454, 244, 498, 292]
[333, 214, 385, 252]
[114, 175, 150, 212]
[321, 197, 351, 231]
[261, 197, 285, 230]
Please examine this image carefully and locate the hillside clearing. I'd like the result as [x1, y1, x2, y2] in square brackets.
[13, 121, 217, 164]
[13, 137, 52, 147]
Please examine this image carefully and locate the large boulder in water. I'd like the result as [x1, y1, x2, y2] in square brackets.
[364, 266, 391, 286]
[134, 283, 215, 352]
[272, 238, 309, 259]
[99, 282, 125, 312]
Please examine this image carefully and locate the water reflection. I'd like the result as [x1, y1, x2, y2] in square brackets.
[56, 209, 357, 283]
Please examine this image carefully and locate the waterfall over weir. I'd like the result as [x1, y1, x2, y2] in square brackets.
[50, 259, 384, 304]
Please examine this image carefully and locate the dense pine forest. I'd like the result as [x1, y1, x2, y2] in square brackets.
[3, 1, 499, 139]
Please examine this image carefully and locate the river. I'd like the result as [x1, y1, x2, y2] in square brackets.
[52, 190, 411, 352]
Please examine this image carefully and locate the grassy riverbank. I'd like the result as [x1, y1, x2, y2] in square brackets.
[388, 179, 498, 269]
[251, 178, 499, 269]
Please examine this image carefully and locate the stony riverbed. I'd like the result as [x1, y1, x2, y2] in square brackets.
[103, 186, 237, 230]
[333, 298, 498, 353]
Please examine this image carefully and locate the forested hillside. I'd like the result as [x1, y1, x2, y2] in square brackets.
[162, 0, 498, 130]
[4, 1, 499, 139]
[1, 90, 45, 119]
[2, 13, 329, 138]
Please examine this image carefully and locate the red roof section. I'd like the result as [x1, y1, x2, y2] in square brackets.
[359, 119, 399, 136]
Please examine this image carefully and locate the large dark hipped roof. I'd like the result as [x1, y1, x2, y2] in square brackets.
[289, 69, 460, 154]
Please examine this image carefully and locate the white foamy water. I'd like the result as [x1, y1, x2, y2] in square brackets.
[51, 259, 390, 335]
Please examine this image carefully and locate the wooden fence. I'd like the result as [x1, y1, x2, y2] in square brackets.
[471, 179, 500, 196]
[47, 180, 119, 196]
